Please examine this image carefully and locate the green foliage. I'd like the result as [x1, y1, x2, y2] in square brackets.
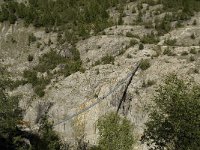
[164, 38, 177, 46]
[189, 56, 195, 62]
[193, 19, 197, 25]
[94, 55, 115, 66]
[142, 74, 200, 150]
[0, 75, 29, 149]
[191, 33, 196, 39]
[0, 90, 22, 133]
[0, 88, 28, 150]
[155, 14, 172, 35]
[163, 47, 175, 56]
[97, 112, 135, 150]
[127, 54, 133, 58]
[126, 32, 135, 37]
[142, 0, 160, 6]
[0, 85, 63, 149]
[28, 54, 34, 62]
[162, 0, 200, 14]
[23, 49, 82, 97]
[142, 80, 156, 88]
[38, 116, 63, 150]
[139, 43, 144, 50]
[181, 51, 189, 56]
[141, 33, 159, 44]
[140, 59, 151, 70]
[35, 50, 66, 73]
[23, 70, 51, 97]
[129, 39, 138, 47]
[0, 0, 125, 43]
[28, 33, 37, 45]
[118, 14, 124, 25]
[190, 48, 197, 54]
[144, 21, 154, 29]
[163, 48, 171, 55]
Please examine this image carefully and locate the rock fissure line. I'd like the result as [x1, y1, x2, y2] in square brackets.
[117, 62, 140, 113]
[53, 62, 141, 127]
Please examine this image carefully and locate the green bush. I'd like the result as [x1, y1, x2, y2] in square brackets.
[97, 112, 135, 150]
[101, 55, 115, 65]
[23, 49, 82, 97]
[162, 0, 200, 14]
[190, 48, 197, 54]
[0, 0, 125, 43]
[28, 54, 34, 62]
[28, 33, 37, 45]
[193, 19, 197, 25]
[127, 54, 133, 58]
[189, 56, 195, 62]
[163, 48, 175, 56]
[142, 80, 156, 88]
[164, 38, 177, 46]
[142, 74, 200, 149]
[191, 33, 196, 39]
[141, 33, 159, 44]
[181, 51, 189, 56]
[193, 68, 199, 74]
[34, 85, 45, 97]
[126, 32, 135, 37]
[139, 43, 144, 50]
[140, 59, 151, 70]
[155, 15, 172, 35]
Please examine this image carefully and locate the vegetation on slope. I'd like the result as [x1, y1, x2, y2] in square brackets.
[142, 74, 200, 150]
[0, 0, 125, 43]
[23, 49, 83, 97]
[0, 67, 63, 150]
[95, 112, 135, 150]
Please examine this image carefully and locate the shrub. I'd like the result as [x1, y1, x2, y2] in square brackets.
[163, 48, 175, 56]
[34, 85, 45, 97]
[126, 32, 135, 37]
[164, 38, 177, 46]
[28, 54, 34, 62]
[97, 112, 135, 150]
[139, 43, 144, 50]
[142, 74, 200, 149]
[129, 39, 138, 47]
[181, 51, 189, 56]
[163, 48, 171, 55]
[191, 33, 196, 39]
[140, 59, 151, 70]
[144, 21, 154, 29]
[190, 48, 197, 54]
[141, 33, 159, 44]
[193, 19, 197, 25]
[127, 54, 133, 58]
[24, 49, 82, 97]
[155, 16, 172, 35]
[0, 0, 125, 44]
[118, 14, 124, 25]
[189, 56, 195, 62]
[101, 55, 115, 65]
[142, 80, 156, 88]
[193, 68, 199, 74]
[28, 33, 37, 44]
[132, 7, 136, 13]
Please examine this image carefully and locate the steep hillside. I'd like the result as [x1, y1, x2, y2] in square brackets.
[1, 0, 200, 149]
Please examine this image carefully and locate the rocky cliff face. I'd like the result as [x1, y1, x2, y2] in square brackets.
[1, 1, 200, 149]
